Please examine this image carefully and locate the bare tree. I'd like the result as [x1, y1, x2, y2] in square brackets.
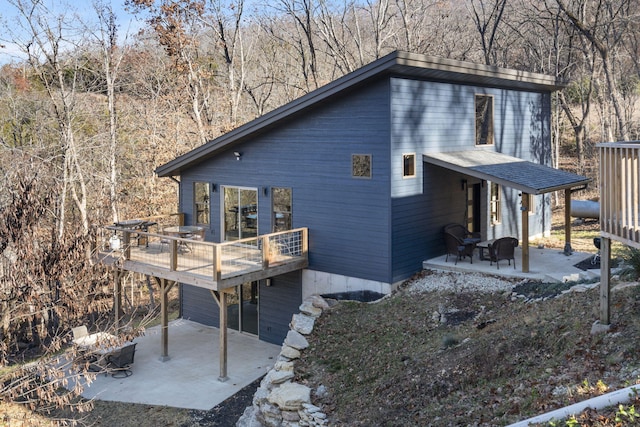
[8, 0, 91, 237]
[91, 1, 129, 224]
[204, 0, 247, 128]
[555, 0, 634, 141]
[315, 0, 363, 74]
[271, 0, 320, 91]
[468, 0, 508, 66]
[0, 158, 96, 419]
[128, 0, 220, 144]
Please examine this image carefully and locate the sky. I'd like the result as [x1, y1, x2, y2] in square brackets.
[0, 0, 144, 64]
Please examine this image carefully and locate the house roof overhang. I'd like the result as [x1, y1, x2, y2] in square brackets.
[156, 51, 567, 178]
[423, 150, 591, 195]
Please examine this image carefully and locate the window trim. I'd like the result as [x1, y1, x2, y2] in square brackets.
[475, 94, 494, 146]
[402, 153, 416, 178]
[352, 153, 372, 179]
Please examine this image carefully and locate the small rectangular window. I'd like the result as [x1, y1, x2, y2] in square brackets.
[272, 187, 292, 232]
[194, 182, 210, 225]
[403, 153, 415, 178]
[475, 94, 494, 145]
[352, 154, 371, 178]
[490, 183, 501, 225]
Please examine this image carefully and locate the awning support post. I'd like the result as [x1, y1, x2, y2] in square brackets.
[521, 193, 530, 273]
[564, 188, 573, 255]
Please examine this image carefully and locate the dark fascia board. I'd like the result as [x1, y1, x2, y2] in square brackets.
[156, 51, 566, 177]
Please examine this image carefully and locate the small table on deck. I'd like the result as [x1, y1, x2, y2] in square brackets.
[163, 226, 205, 238]
[113, 219, 158, 247]
[476, 239, 495, 261]
[163, 226, 205, 251]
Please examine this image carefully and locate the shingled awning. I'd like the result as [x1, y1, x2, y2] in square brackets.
[424, 150, 591, 272]
[423, 150, 590, 194]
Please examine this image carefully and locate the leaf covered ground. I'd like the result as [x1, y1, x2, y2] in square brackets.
[294, 272, 640, 426]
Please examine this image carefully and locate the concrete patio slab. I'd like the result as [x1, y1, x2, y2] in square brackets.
[423, 245, 601, 283]
[74, 319, 280, 410]
[66, 247, 600, 411]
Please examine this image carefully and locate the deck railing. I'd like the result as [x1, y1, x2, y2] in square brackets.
[92, 215, 308, 290]
[599, 141, 640, 249]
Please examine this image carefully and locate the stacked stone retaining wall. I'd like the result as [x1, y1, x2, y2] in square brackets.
[237, 295, 331, 427]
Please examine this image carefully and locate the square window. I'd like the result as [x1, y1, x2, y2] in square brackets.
[403, 153, 415, 178]
[352, 154, 371, 178]
[475, 94, 494, 145]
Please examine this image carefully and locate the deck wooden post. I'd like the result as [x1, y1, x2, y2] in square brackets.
[564, 188, 573, 255]
[159, 277, 170, 361]
[213, 245, 222, 282]
[113, 269, 123, 328]
[262, 235, 270, 269]
[123, 231, 131, 260]
[218, 290, 229, 382]
[170, 240, 178, 271]
[521, 193, 530, 273]
[600, 237, 611, 325]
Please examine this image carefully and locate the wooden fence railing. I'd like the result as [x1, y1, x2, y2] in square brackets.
[599, 141, 640, 249]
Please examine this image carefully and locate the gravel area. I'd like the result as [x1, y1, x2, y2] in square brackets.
[403, 269, 522, 294]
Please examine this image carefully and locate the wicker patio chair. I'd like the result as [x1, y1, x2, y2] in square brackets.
[489, 237, 519, 269]
[443, 224, 480, 264]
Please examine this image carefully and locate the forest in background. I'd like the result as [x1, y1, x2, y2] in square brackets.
[0, 0, 639, 420]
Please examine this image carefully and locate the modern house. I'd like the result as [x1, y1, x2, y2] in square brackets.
[154, 50, 590, 349]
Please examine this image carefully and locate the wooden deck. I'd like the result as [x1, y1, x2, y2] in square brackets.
[598, 141, 640, 325]
[93, 226, 309, 291]
[599, 142, 640, 249]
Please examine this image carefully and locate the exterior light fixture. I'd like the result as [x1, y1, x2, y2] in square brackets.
[234, 151, 242, 160]
[109, 232, 121, 251]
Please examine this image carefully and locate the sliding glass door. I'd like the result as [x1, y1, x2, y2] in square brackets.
[223, 186, 258, 241]
[226, 282, 259, 336]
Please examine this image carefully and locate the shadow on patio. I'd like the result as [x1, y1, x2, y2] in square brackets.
[73, 319, 280, 410]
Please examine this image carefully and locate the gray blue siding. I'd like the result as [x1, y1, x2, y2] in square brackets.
[389, 78, 552, 281]
[181, 79, 393, 283]
[259, 272, 302, 345]
[180, 79, 394, 340]
[181, 285, 219, 326]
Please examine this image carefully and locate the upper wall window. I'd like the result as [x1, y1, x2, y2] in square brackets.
[194, 182, 210, 226]
[352, 154, 371, 178]
[475, 94, 494, 145]
[403, 153, 416, 178]
[272, 187, 292, 232]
